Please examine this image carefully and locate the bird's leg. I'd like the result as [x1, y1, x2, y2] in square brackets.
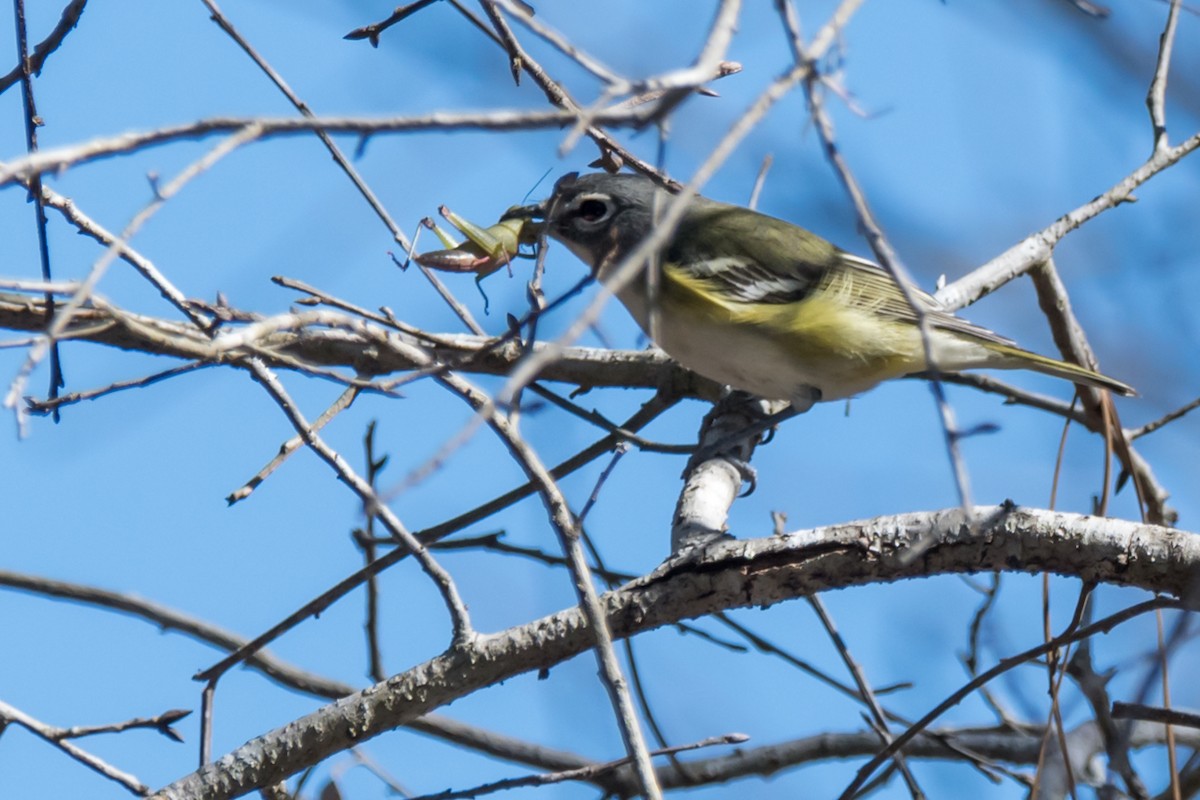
[671, 392, 798, 553]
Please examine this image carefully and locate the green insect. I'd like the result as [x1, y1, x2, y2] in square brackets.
[415, 206, 542, 275]
[412, 206, 543, 313]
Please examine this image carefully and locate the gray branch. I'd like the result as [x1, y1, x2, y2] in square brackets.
[0, 291, 717, 399]
[150, 506, 1198, 799]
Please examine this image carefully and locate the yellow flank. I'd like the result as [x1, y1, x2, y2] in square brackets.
[656, 260, 1135, 398]
[664, 265, 917, 373]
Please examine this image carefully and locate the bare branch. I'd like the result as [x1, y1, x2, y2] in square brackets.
[0, 0, 87, 91]
[3, 127, 255, 430]
[1113, 702, 1200, 731]
[236, 358, 475, 646]
[934, 130, 1200, 312]
[0, 291, 718, 398]
[0, 109, 658, 187]
[0, 699, 149, 795]
[1146, 0, 1183, 154]
[343, 0, 441, 45]
[200, 0, 408, 252]
[0, 568, 602, 778]
[151, 507, 1196, 799]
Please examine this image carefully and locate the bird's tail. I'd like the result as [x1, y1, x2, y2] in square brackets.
[987, 342, 1136, 396]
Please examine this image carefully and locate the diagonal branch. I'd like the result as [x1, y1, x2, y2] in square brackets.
[0, 698, 149, 795]
[0, 0, 87, 92]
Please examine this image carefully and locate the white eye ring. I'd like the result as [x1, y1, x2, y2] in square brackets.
[567, 193, 615, 227]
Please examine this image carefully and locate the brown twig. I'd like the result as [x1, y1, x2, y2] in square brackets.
[358, 420, 389, 683]
[25, 361, 213, 415]
[0, 0, 87, 91]
[808, 594, 926, 798]
[342, 0, 441, 45]
[0, 568, 603, 778]
[60, 709, 190, 743]
[11, 0, 64, 418]
[407, 733, 746, 800]
[226, 385, 361, 505]
[3, 126, 256, 432]
[837, 596, 1175, 800]
[1129, 395, 1200, 440]
[190, 389, 675, 707]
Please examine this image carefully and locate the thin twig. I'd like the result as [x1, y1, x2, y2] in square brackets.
[25, 362, 213, 415]
[1146, 0, 1183, 154]
[0, 0, 87, 91]
[1129, 395, 1200, 439]
[837, 597, 1175, 800]
[0, 699, 149, 795]
[226, 385, 361, 504]
[0, 110, 660, 188]
[486, 0, 623, 85]
[60, 709, 190, 743]
[404, 734, 747, 800]
[192, 389, 674, 700]
[11, 0, 64, 420]
[808, 595, 925, 798]
[747, 152, 773, 209]
[3, 126, 256, 431]
[238, 358, 474, 646]
[343, 0, 441, 45]
[359, 420, 388, 683]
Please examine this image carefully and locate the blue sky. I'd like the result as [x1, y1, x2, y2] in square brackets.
[2, 2, 1198, 798]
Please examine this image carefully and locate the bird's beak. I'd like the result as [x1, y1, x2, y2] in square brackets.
[500, 201, 547, 222]
[498, 201, 547, 244]
[499, 171, 578, 225]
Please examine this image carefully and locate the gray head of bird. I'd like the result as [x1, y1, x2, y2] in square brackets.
[502, 172, 672, 268]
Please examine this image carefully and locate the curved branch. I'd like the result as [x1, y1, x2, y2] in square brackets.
[150, 506, 1198, 799]
[0, 569, 601, 778]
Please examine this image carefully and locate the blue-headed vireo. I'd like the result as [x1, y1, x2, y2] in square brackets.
[507, 172, 1134, 407]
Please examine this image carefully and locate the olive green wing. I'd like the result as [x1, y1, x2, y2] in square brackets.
[667, 201, 1016, 348]
[832, 253, 1017, 348]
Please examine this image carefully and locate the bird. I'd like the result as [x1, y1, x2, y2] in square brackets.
[506, 171, 1134, 409]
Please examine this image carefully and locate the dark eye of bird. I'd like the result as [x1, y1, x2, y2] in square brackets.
[576, 198, 609, 221]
